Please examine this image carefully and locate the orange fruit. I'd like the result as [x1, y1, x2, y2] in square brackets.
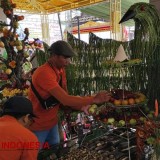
[114, 99, 122, 106]
[128, 98, 135, 105]
[5, 68, 12, 75]
[121, 99, 129, 105]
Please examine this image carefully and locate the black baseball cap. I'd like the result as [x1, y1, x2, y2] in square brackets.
[2, 96, 36, 117]
[48, 40, 76, 57]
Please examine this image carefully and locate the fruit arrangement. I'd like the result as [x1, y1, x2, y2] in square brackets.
[88, 101, 154, 127]
[109, 89, 147, 107]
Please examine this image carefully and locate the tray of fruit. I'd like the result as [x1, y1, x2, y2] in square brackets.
[109, 89, 147, 108]
[88, 99, 154, 128]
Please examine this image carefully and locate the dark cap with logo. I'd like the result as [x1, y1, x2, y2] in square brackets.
[2, 96, 36, 117]
[48, 40, 76, 57]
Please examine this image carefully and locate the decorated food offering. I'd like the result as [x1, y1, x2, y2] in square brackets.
[87, 89, 153, 128]
[110, 89, 147, 107]
[0, 0, 48, 98]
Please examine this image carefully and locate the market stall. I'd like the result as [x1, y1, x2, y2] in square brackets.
[1, 0, 160, 160]
[65, 2, 160, 160]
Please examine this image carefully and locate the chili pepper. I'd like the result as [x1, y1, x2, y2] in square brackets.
[154, 99, 159, 117]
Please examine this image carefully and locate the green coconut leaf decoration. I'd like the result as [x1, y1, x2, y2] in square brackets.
[120, 2, 160, 109]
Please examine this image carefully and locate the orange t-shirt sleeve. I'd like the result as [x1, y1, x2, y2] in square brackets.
[34, 67, 59, 92]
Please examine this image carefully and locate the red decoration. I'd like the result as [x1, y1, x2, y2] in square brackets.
[155, 99, 159, 117]
[140, 5, 145, 11]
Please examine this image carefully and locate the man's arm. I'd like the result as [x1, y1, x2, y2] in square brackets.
[49, 85, 111, 109]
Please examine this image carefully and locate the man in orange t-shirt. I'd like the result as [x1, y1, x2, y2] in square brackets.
[29, 40, 111, 147]
[0, 96, 39, 160]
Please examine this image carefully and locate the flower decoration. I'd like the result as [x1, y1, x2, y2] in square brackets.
[2, 88, 29, 97]
[9, 60, 16, 68]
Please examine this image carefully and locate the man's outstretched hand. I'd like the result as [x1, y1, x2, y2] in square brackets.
[93, 91, 111, 104]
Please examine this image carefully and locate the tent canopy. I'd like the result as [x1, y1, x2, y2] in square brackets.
[80, 0, 149, 25]
[13, 0, 106, 13]
[81, 0, 148, 20]
[13, 0, 148, 16]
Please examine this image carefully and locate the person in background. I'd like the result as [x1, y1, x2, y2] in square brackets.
[0, 96, 39, 160]
[29, 40, 111, 147]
